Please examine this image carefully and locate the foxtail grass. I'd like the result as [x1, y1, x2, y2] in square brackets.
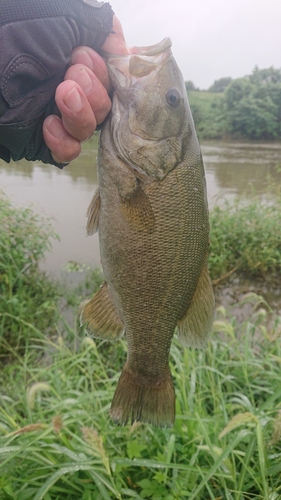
[1, 295, 281, 499]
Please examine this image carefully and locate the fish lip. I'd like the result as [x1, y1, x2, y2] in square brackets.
[101, 39, 173, 85]
[130, 37, 172, 56]
[101, 37, 172, 59]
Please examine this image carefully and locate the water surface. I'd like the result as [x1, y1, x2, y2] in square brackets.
[203, 140, 281, 205]
[1, 138, 280, 278]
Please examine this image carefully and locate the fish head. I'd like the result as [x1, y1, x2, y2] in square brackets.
[104, 38, 195, 181]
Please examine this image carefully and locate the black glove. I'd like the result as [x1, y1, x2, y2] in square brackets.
[0, 0, 114, 167]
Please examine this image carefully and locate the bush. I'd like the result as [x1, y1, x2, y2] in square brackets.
[0, 195, 61, 358]
[209, 196, 281, 280]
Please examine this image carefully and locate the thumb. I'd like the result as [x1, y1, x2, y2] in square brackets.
[101, 15, 131, 55]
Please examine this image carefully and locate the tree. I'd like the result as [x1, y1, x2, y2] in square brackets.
[208, 77, 232, 93]
[188, 66, 281, 140]
[249, 66, 281, 85]
[224, 77, 279, 139]
[224, 78, 253, 108]
[185, 80, 197, 92]
[250, 68, 281, 137]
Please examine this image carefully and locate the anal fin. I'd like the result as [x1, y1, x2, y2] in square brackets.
[80, 282, 124, 340]
[86, 188, 100, 236]
[177, 262, 215, 348]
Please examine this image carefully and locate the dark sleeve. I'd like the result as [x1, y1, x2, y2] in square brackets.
[0, 0, 114, 167]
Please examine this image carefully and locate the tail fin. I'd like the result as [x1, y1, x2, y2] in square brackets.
[110, 365, 175, 428]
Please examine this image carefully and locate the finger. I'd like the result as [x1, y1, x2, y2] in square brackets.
[64, 65, 112, 125]
[55, 79, 97, 142]
[101, 15, 131, 55]
[43, 115, 81, 164]
[70, 46, 111, 91]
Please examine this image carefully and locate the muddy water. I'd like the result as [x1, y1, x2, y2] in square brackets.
[0, 136, 100, 275]
[203, 141, 281, 206]
[1, 138, 281, 290]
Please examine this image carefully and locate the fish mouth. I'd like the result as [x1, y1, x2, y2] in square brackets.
[130, 37, 172, 56]
[101, 37, 172, 58]
[102, 38, 173, 84]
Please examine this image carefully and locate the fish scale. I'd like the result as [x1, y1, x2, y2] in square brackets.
[81, 37, 215, 427]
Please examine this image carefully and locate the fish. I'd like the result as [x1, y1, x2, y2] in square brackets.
[80, 37, 215, 427]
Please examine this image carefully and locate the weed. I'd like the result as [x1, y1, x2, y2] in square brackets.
[209, 195, 281, 280]
[0, 195, 61, 358]
[1, 193, 281, 499]
[1, 297, 281, 499]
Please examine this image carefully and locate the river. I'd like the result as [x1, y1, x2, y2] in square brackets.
[1, 138, 281, 282]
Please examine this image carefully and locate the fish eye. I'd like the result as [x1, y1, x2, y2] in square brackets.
[165, 88, 182, 107]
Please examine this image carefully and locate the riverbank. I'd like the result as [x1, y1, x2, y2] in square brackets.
[1, 194, 281, 499]
[1, 303, 280, 499]
[188, 66, 281, 142]
[1, 190, 281, 351]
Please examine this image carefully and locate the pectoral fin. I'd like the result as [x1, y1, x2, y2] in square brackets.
[120, 184, 155, 233]
[80, 282, 124, 340]
[177, 263, 215, 348]
[86, 188, 100, 236]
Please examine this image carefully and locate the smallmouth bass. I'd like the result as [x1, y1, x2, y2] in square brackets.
[80, 38, 215, 427]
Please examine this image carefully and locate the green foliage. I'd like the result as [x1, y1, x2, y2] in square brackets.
[249, 66, 281, 85]
[188, 66, 281, 140]
[1, 297, 281, 499]
[209, 195, 281, 280]
[224, 78, 253, 107]
[1, 194, 281, 498]
[208, 77, 232, 93]
[224, 78, 279, 140]
[0, 195, 61, 358]
[188, 90, 226, 139]
[185, 80, 197, 92]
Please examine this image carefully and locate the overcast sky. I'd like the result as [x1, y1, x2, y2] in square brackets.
[110, 0, 281, 89]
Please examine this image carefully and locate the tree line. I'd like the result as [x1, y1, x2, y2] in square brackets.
[187, 66, 281, 141]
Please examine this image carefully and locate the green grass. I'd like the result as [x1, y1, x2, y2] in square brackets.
[187, 90, 226, 139]
[1, 298, 281, 499]
[1, 194, 281, 499]
[209, 195, 281, 281]
[188, 90, 222, 111]
[0, 195, 61, 359]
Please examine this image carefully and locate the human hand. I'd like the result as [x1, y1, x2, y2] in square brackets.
[43, 16, 130, 165]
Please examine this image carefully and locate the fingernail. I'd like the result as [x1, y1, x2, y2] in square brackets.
[64, 87, 83, 112]
[72, 68, 93, 94]
[47, 116, 65, 138]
